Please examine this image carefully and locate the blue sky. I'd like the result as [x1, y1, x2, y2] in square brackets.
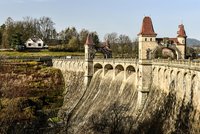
[0, 0, 200, 41]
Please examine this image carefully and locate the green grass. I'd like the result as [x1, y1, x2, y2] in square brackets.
[0, 50, 84, 57]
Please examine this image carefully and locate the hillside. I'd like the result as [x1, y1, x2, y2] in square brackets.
[187, 38, 200, 47]
[0, 61, 65, 133]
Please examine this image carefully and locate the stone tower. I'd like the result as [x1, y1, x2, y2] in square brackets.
[84, 34, 95, 87]
[176, 24, 187, 59]
[138, 16, 157, 60]
[137, 16, 157, 109]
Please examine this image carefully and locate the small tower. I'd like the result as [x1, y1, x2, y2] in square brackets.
[138, 16, 157, 60]
[84, 34, 94, 87]
[177, 24, 187, 59]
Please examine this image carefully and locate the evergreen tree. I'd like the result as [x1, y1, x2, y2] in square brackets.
[10, 32, 24, 50]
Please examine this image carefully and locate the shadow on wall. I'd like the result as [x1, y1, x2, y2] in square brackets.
[88, 102, 135, 134]
[86, 85, 197, 134]
[135, 83, 196, 134]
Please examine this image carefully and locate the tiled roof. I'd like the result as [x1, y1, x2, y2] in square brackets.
[85, 34, 94, 45]
[138, 16, 157, 36]
[169, 38, 178, 44]
[177, 24, 187, 37]
[29, 36, 41, 42]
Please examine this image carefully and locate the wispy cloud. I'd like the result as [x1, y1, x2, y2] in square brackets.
[11, 0, 54, 4]
[31, 0, 53, 2]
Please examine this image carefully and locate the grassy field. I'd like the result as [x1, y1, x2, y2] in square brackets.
[0, 50, 84, 57]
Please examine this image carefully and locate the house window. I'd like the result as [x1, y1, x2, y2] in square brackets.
[150, 38, 152, 41]
[145, 38, 147, 41]
[28, 43, 31, 46]
[38, 43, 41, 46]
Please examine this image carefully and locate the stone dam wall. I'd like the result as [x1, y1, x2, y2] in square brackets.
[52, 59, 200, 133]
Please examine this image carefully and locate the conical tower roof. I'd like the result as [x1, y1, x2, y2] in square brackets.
[85, 34, 94, 45]
[177, 24, 187, 38]
[138, 16, 157, 37]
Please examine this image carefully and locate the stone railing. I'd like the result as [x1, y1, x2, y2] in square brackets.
[52, 57, 84, 62]
[52, 57, 200, 70]
[93, 58, 138, 64]
[152, 59, 200, 70]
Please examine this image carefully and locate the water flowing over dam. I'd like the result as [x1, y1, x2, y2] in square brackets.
[53, 60, 200, 133]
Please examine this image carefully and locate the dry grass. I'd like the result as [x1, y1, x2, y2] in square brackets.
[0, 50, 84, 57]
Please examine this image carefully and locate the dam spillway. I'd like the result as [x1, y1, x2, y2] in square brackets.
[53, 58, 200, 133]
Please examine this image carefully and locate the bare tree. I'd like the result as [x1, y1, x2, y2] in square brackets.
[104, 33, 119, 57]
[79, 29, 89, 51]
[118, 34, 132, 58]
[89, 102, 135, 134]
[39, 16, 56, 43]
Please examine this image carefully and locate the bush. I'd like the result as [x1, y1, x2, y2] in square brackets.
[48, 45, 67, 52]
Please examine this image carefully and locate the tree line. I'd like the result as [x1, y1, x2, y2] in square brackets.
[0, 16, 138, 58]
[0, 17, 56, 48]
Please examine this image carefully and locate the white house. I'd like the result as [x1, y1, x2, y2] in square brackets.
[25, 37, 48, 49]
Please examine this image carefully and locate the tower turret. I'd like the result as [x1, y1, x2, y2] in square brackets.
[84, 34, 95, 87]
[138, 16, 158, 60]
[176, 24, 187, 59]
[177, 24, 187, 44]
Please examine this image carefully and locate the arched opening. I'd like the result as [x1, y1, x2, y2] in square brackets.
[170, 70, 174, 81]
[191, 74, 199, 107]
[164, 69, 167, 78]
[59, 61, 63, 68]
[152, 46, 181, 60]
[153, 67, 156, 72]
[158, 68, 162, 87]
[68, 62, 72, 69]
[183, 73, 188, 91]
[152, 67, 157, 84]
[163, 69, 168, 89]
[169, 70, 175, 90]
[126, 65, 136, 78]
[191, 74, 197, 90]
[104, 64, 113, 75]
[137, 69, 140, 85]
[74, 62, 79, 70]
[94, 63, 103, 73]
[115, 65, 124, 76]
[72, 62, 76, 70]
[176, 71, 181, 90]
[63, 62, 67, 69]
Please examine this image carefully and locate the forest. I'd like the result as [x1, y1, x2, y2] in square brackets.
[0, 16, 138, 58]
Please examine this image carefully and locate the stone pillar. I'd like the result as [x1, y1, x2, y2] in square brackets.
[137, 60, 152, 110]
[137, 91, 149, 110]
[84, 59, 93, 87]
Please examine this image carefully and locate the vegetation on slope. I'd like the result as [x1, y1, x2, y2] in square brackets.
[0, 61, 65, 133]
